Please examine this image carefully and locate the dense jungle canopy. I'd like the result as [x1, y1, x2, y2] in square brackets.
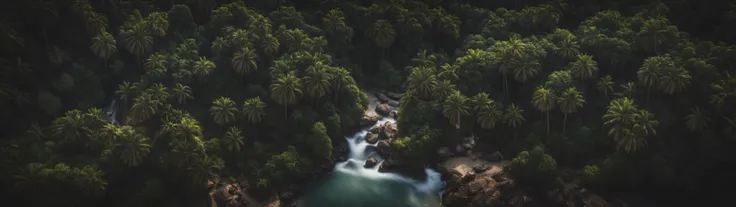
[1, 0, 736, 206]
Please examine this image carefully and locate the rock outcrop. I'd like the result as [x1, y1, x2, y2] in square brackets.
[360, 113, 380, 127]
[364, 158, 378, 168]
[375, 104, 392, 116]
[371, 121, 398, 140]
[365, 132, 380, 144]
[442, 169, 617, 207]
[376, 140, 392, 158]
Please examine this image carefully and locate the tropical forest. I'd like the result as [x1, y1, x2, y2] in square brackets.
[1, 0, 735, 207]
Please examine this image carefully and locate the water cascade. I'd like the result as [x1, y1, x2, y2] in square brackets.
[300, 116, 444, 207]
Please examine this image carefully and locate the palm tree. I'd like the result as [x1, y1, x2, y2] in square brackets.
[603, 98, 639, 143]
[144, 53, 168, 72]
[433, 80, 456, 102]
[210, 97, 238, 126]
[116, 81, 139, 103]
[407, 66, 438, 99]
[76, 166, 108, 196]
[260, 34, 280, 58]
[271, 72, 303, 120]
[366, 20, 396, 50]
[636, 18, 667, 54]
[633, 110, 658, 136]
[442, 91, 470, 129]
[232, 46, 258, 78]
[504, 104, 526, 129]
[242, 97, 266, 124]
[532, 86, 556, 135]
[658, 67, 691, 95]
[439, 63, 460, 85]
[222, 126, 245, 152]
[187, 155, 223, 186]
[638, 56, 662, 106]
[171, 83, 193, 104]
[192, 57, 216, 83]
[51, 109, 88, 142]
[615, 82, 637, 98]
[555, 35, 580, 60]
[14, 163, 47, 193]
[685, 107, 711, 132]
[472, 92, 492, 112]
[615, 109, 658, 153]
[323, 9, 349, 35]
[119, 21, 153, 63]
[512, 54, 541, 83]
[477, 101, 503, 130]
[146, 83, 170, 103]
[330, 68, 352, 103]
[304, 65, 333, 101]
[558, 87, 585, 134]
[570, 54, 598, 80]
[117, 125, 152, 167]
[90, 31, 116, 68]
[129, 93, 160, 124]
[596, 74, 614, 97]
[211, 36, 228, 57]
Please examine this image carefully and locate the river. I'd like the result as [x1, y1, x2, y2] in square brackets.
[298, 115, 444, 206]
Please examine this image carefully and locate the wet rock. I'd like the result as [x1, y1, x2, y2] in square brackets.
[360, 113, 380, 127]
[375, 104, 392, 116]
[388, 100, 400, 107]
[364, 158, 378, 168]
[372, 122, 398, 140]
[365, 132, 380, 144]
[377, 158, 396, 173]
[376, 140, 392, 158]
[389, 110, 398, 119]
[473, 164, 490, 173]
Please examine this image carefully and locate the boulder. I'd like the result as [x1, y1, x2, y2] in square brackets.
[365, 132, 380, 144]
[473, 164, 490, 173]
[360, 113, 380, 127]
[388, 100, 400, 107]
[377, 158, 396, 173]
[364, 158, 378, 168]
[373, 122, 398, 140]
[386, 92, 402, 100]
[376, 140, 392, 158]
[375, 104, 392, 116]
[443, 174, 503, 207]
[389, 110, 398, 119]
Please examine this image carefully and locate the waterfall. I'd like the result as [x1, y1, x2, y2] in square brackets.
[332, 117, 445, 196]
[104, 97, 119, 125]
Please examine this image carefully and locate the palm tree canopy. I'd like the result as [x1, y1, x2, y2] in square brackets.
[531, 86, 556, 112]
[558, 87, 585, 114]
[270, 72, 304, 106]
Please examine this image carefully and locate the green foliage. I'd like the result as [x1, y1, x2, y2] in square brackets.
[308, 122, 332, 163]
[506, 146, 562, 191]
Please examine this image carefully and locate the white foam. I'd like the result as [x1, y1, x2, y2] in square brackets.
[334, 116, 444, 196]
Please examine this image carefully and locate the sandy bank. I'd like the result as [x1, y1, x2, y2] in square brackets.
[442, 156, 509, 177]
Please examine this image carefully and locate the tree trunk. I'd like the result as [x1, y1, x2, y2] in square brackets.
[284, 104, 288, 121]
[563, 113, 567, 135]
